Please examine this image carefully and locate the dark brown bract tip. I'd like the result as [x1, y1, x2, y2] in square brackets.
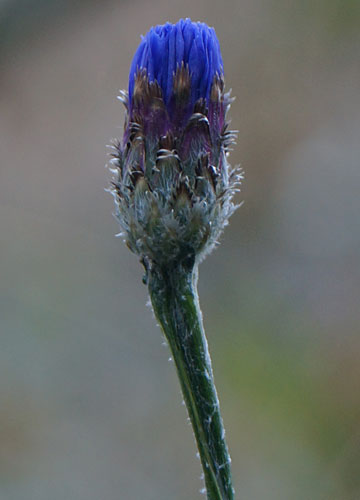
[172, 62, 191, 105]
[210, 74, 225, 103]
[132, 69, 164, 109]
[193, 98, 208, 116]
[159, 132, 175, 151]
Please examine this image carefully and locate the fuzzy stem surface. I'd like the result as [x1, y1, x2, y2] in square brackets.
[148, 259, 234, 500]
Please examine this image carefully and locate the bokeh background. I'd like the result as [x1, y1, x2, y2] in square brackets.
[1, 0, 359, 499]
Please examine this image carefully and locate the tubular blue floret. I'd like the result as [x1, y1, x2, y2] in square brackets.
[128, 18, 224, 107]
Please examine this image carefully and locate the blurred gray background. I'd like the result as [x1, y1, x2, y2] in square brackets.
[1, 0, 359, 499]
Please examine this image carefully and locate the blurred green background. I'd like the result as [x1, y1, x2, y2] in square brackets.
[1, 0, 359, 499]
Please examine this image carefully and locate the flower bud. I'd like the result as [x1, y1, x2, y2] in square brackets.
[110, 18, 241, 268]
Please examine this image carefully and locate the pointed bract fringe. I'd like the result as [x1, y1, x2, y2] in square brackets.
[109, 70, 242, 269]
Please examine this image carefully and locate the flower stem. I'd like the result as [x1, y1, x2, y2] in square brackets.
[148, 258, 234, 500]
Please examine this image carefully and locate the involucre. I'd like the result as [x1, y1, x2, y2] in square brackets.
[110, 18, 241, 271]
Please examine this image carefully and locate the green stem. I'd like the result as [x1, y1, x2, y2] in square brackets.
[148, 259, 234, 500]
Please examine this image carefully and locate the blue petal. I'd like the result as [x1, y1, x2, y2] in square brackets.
[128, 19, 224, 107]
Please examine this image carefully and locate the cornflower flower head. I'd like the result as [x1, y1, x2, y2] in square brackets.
[111, 18, 240, 270]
